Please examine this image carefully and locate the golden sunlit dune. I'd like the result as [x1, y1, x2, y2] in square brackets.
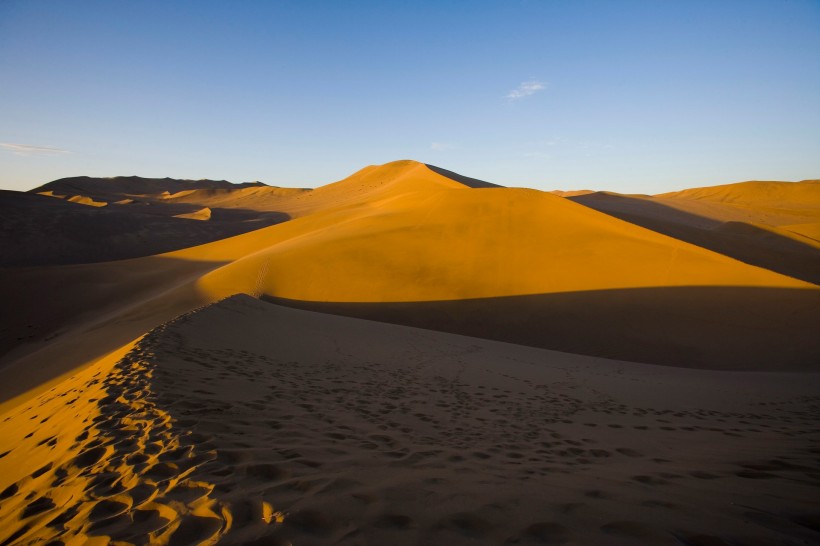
[0, 161, 818, 545]
[66, 195, 107, 207]
[570, 179, 820, 284]
[549, 189, 595, 197]
[174, 207, 212, 221]
[659, 179, 820, 209]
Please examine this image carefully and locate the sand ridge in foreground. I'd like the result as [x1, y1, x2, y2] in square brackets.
[1, 295, 818, 545]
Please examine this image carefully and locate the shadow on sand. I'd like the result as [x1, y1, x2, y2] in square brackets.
[265, 286, 820, 371]
[0, 190, 291, 266]
[570, 193, 820, 285]
[425, 164, 502, 188]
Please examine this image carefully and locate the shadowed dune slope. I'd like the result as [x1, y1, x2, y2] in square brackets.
[0, 190, 288, 266]
[266, 286, 820, 371]
[424, 163, 502, 188]
[3, 295, 818, 545]
[30, 175, 267, 202]
[571, 180, 820, 284]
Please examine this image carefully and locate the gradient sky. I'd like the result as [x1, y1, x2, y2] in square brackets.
[1, 0, 819, 193]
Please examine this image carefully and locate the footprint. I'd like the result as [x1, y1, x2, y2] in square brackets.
[373, 513, 415, 529]
[600, 520, 654, 538]
[523, 521, 568, 543]
[438, 512, 494, 538]
[22, 496, 56, 518]
[89, 497, 132, 522]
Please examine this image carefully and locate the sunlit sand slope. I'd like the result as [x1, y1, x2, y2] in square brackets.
[659, 179, 820, 212]
[3, 296, 818, 545]
[570, 180, 820, 284]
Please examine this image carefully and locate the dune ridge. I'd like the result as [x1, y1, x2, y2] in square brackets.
[570, 180, 820, 285]
[3, 295, 818, 545]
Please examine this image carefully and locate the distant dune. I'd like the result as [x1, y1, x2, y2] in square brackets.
[0, 161, 818, 545]
[549, 189, 595, 197]
[173, 206, 212, 221]
[0, 190, 287, 266]
[31, 175, 269, 202]
[570, 180, 820, 284]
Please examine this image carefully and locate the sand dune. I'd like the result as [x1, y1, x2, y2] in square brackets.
[174, 207, 212, 221]
[2, 295, 818, 545]
[31, 175, 269, 203]
[658, 179, 820, 211]
[0, 190, 288, 266]
[66, 195, 107, 207]
[2, 161, 817, 406]
[549, 189, 595, 197]
[1, 161, 818, 544]
[570, 180, 820, 284]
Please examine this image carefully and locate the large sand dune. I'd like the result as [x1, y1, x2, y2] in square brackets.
[1, 161, 818, 544]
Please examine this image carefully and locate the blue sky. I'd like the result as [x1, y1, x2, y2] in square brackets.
[1, 0, 818, 193]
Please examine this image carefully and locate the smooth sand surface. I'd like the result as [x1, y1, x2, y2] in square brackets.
[1, 295, 818, 545]
[174, 207, 213, 221]
[570, 180, 820, 284]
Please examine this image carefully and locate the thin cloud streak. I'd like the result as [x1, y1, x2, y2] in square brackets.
[505, 81, 545, 101]
[0, 143, 70, 156]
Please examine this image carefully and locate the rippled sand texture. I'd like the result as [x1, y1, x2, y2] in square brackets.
[0, 335, 243, 545]
[3, 296, 817, 545]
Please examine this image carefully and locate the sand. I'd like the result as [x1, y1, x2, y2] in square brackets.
[570, 180, 820, 284]
[0, 190, 287, 266]
[1, 161, 818, 545]
[1, 295, 818, 545]
[3, 162, 817, 406]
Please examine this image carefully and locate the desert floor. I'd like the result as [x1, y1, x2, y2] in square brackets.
[1, 295, 818, 545]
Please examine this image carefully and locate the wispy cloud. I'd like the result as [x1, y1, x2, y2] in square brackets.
[0, 142, 70, 156]
[505, 80, 545, 101]
[431, 142, 457, 151]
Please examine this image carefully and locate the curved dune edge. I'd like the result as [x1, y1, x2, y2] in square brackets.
[2, 295, 819, 545]
[569, 180, 820, 284]
[174, 207, 212, 221]
[67, 195, 107, 207]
